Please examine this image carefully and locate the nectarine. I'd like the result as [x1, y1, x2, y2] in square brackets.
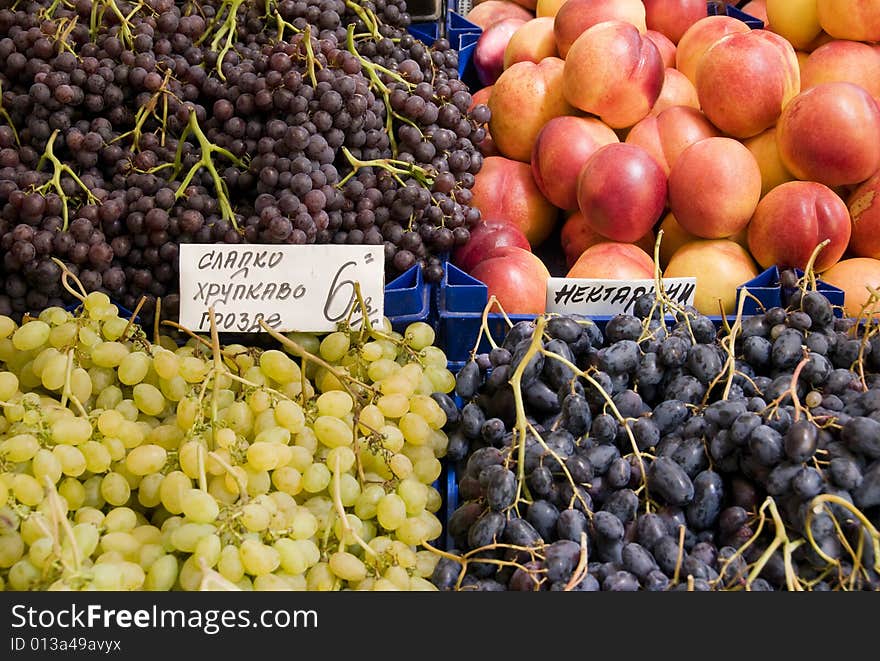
[821, 258, 880, 318]
[470, 156, 559, 246]
[566, 242, 656, 280]
[848, 171, 880, 259]
[668, 137, 763, 239]
[576, 143, 668, 243]
[562, 20, 665, 129]
[665, 240, 760, 315]
[471, 246, 551, 314]
[747, 180, 851, 272]
[531, 116, 619, 210]
[776, 82, 880, 187]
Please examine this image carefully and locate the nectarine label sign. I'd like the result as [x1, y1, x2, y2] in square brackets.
[179, 244, 384, 333]
[546, 277, 696, 317]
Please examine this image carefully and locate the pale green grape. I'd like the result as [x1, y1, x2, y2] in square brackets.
[13, 321, 50, 351]
[132, 384, 166, 416]
[170, 523, 216, 553]
[316, 390, 353, 418]
[99, 508, 135, 534]
[306, 562, 336, 591]
[0, 371, 18, 400]
[99, 531, 141, 559]
[118, 352, 150, 385]
[1, 433, 39, 462]
[101, 316, 130, 342]
[53, 445, 87, 477]
[327, 446, 356, 474]
[12, 474, 43, 507]
[144, 554, 179, 591]
[0, 532, 25, 568]
[239, 539, 280, 576]
[259, 350, 299, 383]
[179, 356, 208, 383]
[100, 472, 131, 507]
[404, 322, 435, 350]
[82, 441, 112, 474]
[329, 551, 367, 582]
[398, 479, 428, 515]
[125, 444, 167, 476]
[51, 416, 93, 446]
[389, 453, 413, 480]
[58, 478, 85, 510]
[376, 393, 410, 420]
[302, 463, 331, 493]
[319, 332, 349, 362]
[313, 416, 352, 449]
[32, 448, 63, 485]
[217, 545, 245, 583]
[92, 341, 130, 368]
[376, 493, 407, 531]
[274, 400, 305, 433]
[152, 349, 180, 380]
[181, 488, 220, 524]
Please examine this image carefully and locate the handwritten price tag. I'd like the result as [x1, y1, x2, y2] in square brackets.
[546, 277, 697, 316]
[179, 244, 384, 333]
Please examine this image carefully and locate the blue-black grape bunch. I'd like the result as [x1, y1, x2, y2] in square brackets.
[432, 290, 880, 591]
[0, 0, 487, 323]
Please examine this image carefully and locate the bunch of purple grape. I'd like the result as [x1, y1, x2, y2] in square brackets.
[0, 0, 487, 322]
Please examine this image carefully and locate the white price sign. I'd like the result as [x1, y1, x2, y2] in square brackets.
[179, 244, 384, 333]
[546, 277, 697, 316]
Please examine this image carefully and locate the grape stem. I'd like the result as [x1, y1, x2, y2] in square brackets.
[38, 0, 73, 20]
[337, 146, 435, 189]
[345, 0, 381, 40]
[563, 532, 589, 591]
[90, 0, 150, 49]
[331, 455, 377, 557]
[35, 130, 100, 231]
[114, 69, 177, 151]
[208, 451, 249, 504]
[805, 494, 880, 576]
[167, 108, 246, 230]
[198, 0, 247, 81]
[51, 15, 80, 55]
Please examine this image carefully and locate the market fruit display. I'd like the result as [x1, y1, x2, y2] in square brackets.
[0, 0, 489, 324]
[463, 1, 880, 317]
[0, 284, 455, 590]
[435, 284, 880, 591]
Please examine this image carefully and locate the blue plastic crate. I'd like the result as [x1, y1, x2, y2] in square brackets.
[383, 264, 433, 333]
[408, 1, 482, 92]
[706, 1, 765, 28]
[738, 265, 845, 318]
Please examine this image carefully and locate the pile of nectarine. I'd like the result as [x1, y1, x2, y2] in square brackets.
[459, 0, 880, 317]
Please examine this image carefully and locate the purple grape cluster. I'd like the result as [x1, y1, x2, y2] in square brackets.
[0, 0, 488, 322]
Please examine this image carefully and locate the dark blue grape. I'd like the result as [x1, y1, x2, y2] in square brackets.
[525, 380, 560, 415]
[561, 393, 592, 437]
[648, 457, 695, 506]
[480, 417, 506, 446]
[455, 360, 481, 399]
[431, 556, 462, 590]
[664, 374, 706, 405]
[742, 335, 772, 369]
[652, 535, 684, 575]
[651, 399, 690, 435]
[467, 512, 506, 549]
[686, 470, 723, 530]
[542, 339, 576, 390]
[644, 569, 669, 591]
[829, 457, 863, 490]
[526, 466, 553, 498]
[597, 340, 640, 375]
[584, 444, 620, 475]
[606, 457, 632, 489]
[686, 344, 723, 385]
[603, 570, 640, 591]
[730, 411, 762, 445]
[501, 320, 536, 352]
[512, 337, 544, 387]
[670, 437, 709, 478]
[766, 462, 803, 496]
[854, 462, 880, 509]
[705, 399, 748, 428]
[565, 455, 593, 483]
[461, 402, 486, 440]
[557, 509, 589, 543]
[431, 392, 460, 428]
[526, 500, 560, 541]
[784, 419, 818, 462]
[502, 518, 543, 547]
[545, 540, 582, 582]
[605, 314, 643, 343]
[590, 413, 618, 445]
[636, 513, 668, 551]
[486, 469, 516, 511]
[465, 447, 505, 478]
[749, 424, 784, 466]
[842, 416, 880, 459]
[658, 335, 690, 367]
[602, 488, 638, 524]
[546, 316, 583, 343]
[622, 542, 658, 580]
[791, 466, 823, 499]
